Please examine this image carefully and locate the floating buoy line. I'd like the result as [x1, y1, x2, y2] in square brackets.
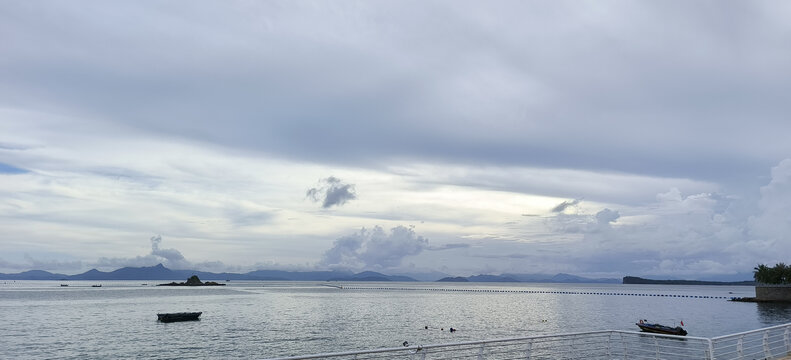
[325, 285, 732, 299]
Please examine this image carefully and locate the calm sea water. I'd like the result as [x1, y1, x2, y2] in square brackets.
[1, 280, 790, 359]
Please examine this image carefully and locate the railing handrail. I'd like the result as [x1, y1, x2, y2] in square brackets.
[711, 323, 791, 341]
[266, 329, 714, 360]
[266, 323, 791, 360]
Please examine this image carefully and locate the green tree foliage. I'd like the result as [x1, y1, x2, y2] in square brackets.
[754, 263, 791, 284]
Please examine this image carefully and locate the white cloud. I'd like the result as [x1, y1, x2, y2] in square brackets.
[320, 225, 429, 270]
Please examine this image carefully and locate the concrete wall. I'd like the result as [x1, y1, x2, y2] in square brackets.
[756, 285, 791, 301]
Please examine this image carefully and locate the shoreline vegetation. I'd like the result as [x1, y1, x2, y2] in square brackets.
[753, 263, 791, 285]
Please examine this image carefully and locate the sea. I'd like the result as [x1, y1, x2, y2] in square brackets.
[2, 280, 790, 359]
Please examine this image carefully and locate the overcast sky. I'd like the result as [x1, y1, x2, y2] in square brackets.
[2, 1, 790, 280]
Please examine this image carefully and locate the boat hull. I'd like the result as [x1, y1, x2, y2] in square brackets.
[157, 312, 202, 323]
[636, 323, 687, 336]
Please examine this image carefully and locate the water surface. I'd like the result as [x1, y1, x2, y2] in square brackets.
[1, 281, 788, 359]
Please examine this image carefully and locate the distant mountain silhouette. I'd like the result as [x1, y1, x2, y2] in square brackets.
[0, 265, 622, 283]
[502, 273, 620, 283]
[0, 264, 414, 281]
[466, 274, 520, 282]
[327, 271, 417, 282]
[0, 270, 69, 280]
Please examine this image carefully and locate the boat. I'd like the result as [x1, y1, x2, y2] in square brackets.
[91, 284, 102, 288]
[636, 320, 687, 336]
[157, 312, 202, 323]
[60, 284, 68, 287]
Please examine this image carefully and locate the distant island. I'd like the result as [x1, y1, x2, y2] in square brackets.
[157, 275, 225, 286]
[623, 276, 754, 286]
[0, 263, 619, 283]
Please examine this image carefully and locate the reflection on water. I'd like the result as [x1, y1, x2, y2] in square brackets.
[756, 302, 791, 325]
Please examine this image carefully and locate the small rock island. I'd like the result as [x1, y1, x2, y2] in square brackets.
[157, 275, 225, 287]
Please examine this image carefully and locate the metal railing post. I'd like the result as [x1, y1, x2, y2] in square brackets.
[620, 332, 628, 359]
[477, 343, 485, 360]
[785, 326, 790, 355]
[654, 337, 660, 359]
[763, 331, 771, 358]
[607, 332, 612, 358]
[524, 339, 532, 359]
[737, 335, 743, 357]
[707, 339, 714, 360]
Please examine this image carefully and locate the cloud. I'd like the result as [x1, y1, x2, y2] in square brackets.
[2, 2, 791, 279]
[427, 243, 470, 251]
[320, 225, 429, 270]
[93, 235, 196, 270]
[0, 256, 83, 273]
[3, 1, 789, 186]
[746, 159, 791, 260]
[595, 208, 620, 227]
[149, 235, 190, 268]
[306, 176, 357, 208]
[551, 199, 581, 213]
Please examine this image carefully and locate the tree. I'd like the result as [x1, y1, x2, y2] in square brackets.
[754, 264, 770, 284]
[754, 263, 791, 285]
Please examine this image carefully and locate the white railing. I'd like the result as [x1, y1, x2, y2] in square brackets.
[265, 323, 791, 360]
[711, 323, 791, 360]
[266, 330, 711, 360]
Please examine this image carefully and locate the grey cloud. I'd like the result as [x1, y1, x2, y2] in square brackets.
[320, 225, 429, 270]
[473, 253, 533, 260]
[149, 235, 188, 266]
[595, 209, 620, 226]
[307, 177, 357, 208]
[0, 256, 83, 272]
[551, 199, 581, 213]
[224, 207, 273, 227]
[427, 243, 470, 251]
[2, 2, 790, 187]
[94, 235, 194, 270]
[747, 159, 791, 260]
[540, 160, 791, 278]
[3, 2, 791, 279]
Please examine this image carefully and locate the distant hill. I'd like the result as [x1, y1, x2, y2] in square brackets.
[0, 270, 70, 280]
[0, 264, 414, 282]
[623, 276, 755, 286]
[0, 265, 622, 284]
[439, 273, 620, 283]
[502, 273, 620, 284]
[466, 274, 520, 282]
[327, 271, 417, 282]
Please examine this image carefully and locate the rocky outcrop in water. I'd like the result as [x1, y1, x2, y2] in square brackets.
[157, 275, 225, 286]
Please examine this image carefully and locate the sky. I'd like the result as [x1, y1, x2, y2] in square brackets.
[1, 1, 790, 280]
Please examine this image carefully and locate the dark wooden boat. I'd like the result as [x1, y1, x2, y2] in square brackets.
[636, 320, 687, 336]
[157, 312, 202, 323]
